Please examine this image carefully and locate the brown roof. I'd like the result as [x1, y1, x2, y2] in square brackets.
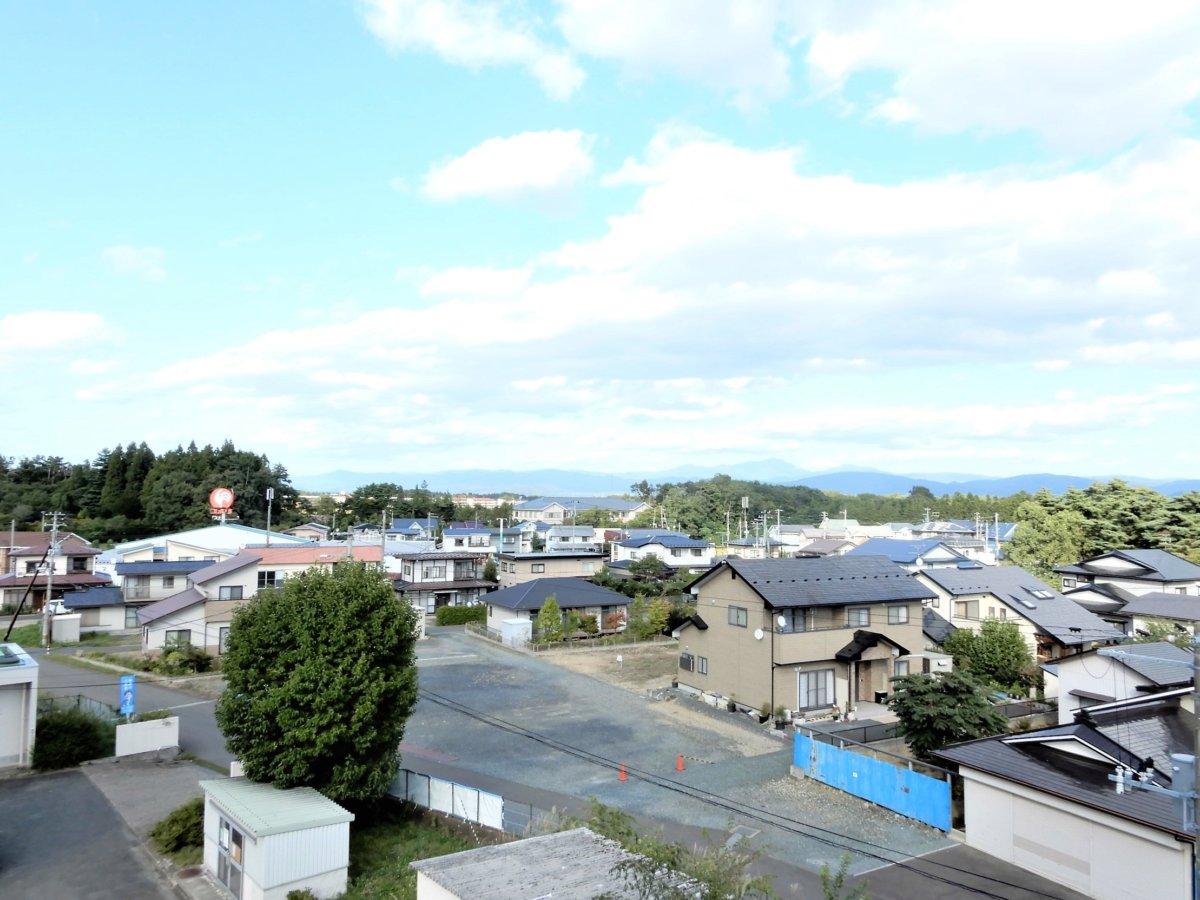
[0, 573, 112, 588]
[11, 540, 100, 557]
[255, 545, 382, 565]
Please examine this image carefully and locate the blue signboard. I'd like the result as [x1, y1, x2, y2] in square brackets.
[119, 674, 136, 717]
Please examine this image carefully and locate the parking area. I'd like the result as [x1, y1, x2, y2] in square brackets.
[0, 771, 173, 899]
[409, 628, 954, 879]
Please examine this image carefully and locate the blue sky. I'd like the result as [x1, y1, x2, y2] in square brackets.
[3, 1, 1199, 480]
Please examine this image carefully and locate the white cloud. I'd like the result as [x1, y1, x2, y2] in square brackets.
[1096, 268, 1165, 297]
[555, 0, 791, 103]
[0, 311, 108, 360]
[419, 265, 532, 296]
[1032, 359, 1071, 371]
[423, 130, 594, 201]
[793, 0, 1200, 148]
[360, 0, 584, 100]
[102, 244, 166, 282]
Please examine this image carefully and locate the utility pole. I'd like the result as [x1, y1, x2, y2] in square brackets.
[265, 487, 275, 546]
[41, 511, 66, 649]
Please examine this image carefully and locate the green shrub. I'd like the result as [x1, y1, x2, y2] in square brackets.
[32, 707, 115, 770]
[286, 891, 317, 900]
[133, 708, 174, 722]
[153, 644, 213, 676]
[434, 605, 486, 626]
[150, 797, 204, 856]
[579, 616, 599, 635]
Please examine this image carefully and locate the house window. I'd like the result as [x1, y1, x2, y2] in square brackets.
[125, 606, 139, 628]
[218, 586, 243, 601]
[179, 556, 194, 561]
[165, 629, 191, 647]
[697, 656, 708, 675]
[930, 596, 940, 608]
[728, 606, 748, 627]
[422, 566, 446, 579]
[1062, 577, 1077, 589]
[24, 562, 36, 574]
[257, 571, 283, 589]
[162, 576, 175, 589]
[887, 605, 909, 625]
[679, 652, 694, 671]
[1178, 587, 1188, 595]
[531, 563, 546, 573]
[218, 627, 230, 654]
[797, 668, 834, 710]
[999, 607, 1007, 620]
[70, 557, 88, 573]
[846, 607, 870, 627]
[403, 564, 413, 576]
[894, 659, 910, 677]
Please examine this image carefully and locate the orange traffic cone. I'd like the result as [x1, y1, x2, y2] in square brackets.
[676, 754, 686, 772]
[618, 764, 628, 782]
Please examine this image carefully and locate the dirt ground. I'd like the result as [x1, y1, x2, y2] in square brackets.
[538, 643, 679, 693]
[538, 643, 783, 756]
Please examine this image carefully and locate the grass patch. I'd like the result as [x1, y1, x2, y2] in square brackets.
[4, 623, 42, 646]
[343, 803, 495, 900]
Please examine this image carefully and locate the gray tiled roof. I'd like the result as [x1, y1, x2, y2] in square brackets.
[794, 538, 854, 556]
[709, 557, 936, 609]
[137, 587, 205, 625]
[922, 566, 1122, 646]
[1120, 592, 1200, 621]
[937, 725, 1191, 838]
[846, 538, 963, 564]
[115, 560, 217, 576]
[484, 578, 630, 611]
[620, 534, 711, 549]
[515, 496, 645, 512]
[1089, 703, 1194, 779]
[922, 607, 956, 645]
[1100, 642, 1192, 686]
[190, 553, 260, 585]
[1056, 549, 1200, 582]
[62, 585, 124, 609]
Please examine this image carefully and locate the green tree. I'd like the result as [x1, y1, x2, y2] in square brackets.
[481, 557, 498, 583]
[647, 597, 671, 637]
[820, 853, 868, 900]
[626, 595, 652, 639]
[887, 671, 1008, 760]
[629, 554, 669, 578]
[1145, 491, 1200, 563]
[1006, 498, 1086, 581]
[1128, 618, 1186, 643]
[942, 621, 1034, 691]
[535, 595, 564, 642]
[215, 563, 418, 805]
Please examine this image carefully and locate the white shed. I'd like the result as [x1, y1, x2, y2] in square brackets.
[200, 778, 355, 900]
[0, 642, 38, 768]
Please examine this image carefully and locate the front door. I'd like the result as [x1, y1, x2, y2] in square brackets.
[216, 816, 245, 898]
[434, 592, 454, 609]
[855, 661, 873, 704]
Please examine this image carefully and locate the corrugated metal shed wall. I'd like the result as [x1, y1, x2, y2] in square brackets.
[262, 823, 350, 888]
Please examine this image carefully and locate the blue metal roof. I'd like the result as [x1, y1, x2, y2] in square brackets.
[620, 534, 711, 550]
[62, 585, 124, 608]
[115, 560, 216, 575]
[846, 538, 962, 564]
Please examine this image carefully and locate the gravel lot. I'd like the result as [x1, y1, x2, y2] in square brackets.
[539, 642, 679, 694]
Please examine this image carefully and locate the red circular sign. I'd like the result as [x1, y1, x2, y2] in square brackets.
[208, 487, 236, 511]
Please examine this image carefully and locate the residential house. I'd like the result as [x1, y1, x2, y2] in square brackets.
[542, 524, 601, 553]
[483, 578, 630, 636]
[936, 691, 1196, 900]
[0, 538, 109, 610]
[138, 553, 261, 655]
[116, 560, 217, 627]
[105, 523, 308, 566]
[915, 566, 1123, 671]
[1056, 548, 1200, 596]
[411, 828, 696, 900]
[1066, 587, 1200, 639]
[1050, 642, 1192, 724]
[723, 536, 788, 559]
[845, 538, 969, 572]
[513, 496, 649, 524]
[391, 551, 491, 614]
[282, 522, 329, 541]
[390, 516, 440, 541]
[488, 526, 530, 556]
[62, 584, 131, 632]
[793, 538, 854, 558]
[674, 557, 936, 718]
[441, 525, 494, 553]
[911, 519, 976, 540]
[450, 493, 509, 509]
[611, 534, 715, 569]
[768, 523, 828, 553]
[139, 546, 380, 653]
[1, 530, 92, 575]
[495, 552, 606, 588]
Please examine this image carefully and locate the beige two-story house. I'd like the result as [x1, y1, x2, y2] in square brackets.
[675, 557, 935, 718]
[496, 552, 606, 588]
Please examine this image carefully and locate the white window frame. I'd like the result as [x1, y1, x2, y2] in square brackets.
[887, 605, 909, 625]
[697, 656, 708, 675]
[846, 607, 870, 627]
[797, 668, 834, 710]
[218, 586, 243, 601]
[728, 606, 748, 628]
[531, 563, 546, 574]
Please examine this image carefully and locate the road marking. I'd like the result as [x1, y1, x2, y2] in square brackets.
[162, 699, 216, 710]
[849, 841, 957, 876]
[417, 654, 477, 663]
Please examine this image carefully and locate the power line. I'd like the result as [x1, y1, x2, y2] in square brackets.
[416, 687, 1064, 900]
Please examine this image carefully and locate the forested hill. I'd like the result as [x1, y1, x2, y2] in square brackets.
[0, 442, 296, 543]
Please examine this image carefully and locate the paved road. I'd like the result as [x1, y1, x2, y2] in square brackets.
[0, 771, 173, 899]
[31, 648, 232, 768]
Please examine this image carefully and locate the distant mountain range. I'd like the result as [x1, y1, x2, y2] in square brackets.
[295, 462, 1199, 498]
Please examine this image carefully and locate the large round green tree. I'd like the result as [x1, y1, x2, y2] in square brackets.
[215, 562, 419, 804]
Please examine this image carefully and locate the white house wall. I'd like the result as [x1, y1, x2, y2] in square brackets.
[143, 602, 206, 652]
[1054, 657, 1156, 725]
[960, 770, 1191, 900]
[261, 823, 350, 890]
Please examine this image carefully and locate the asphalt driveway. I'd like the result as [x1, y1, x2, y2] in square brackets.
[0, 770, 172, 899]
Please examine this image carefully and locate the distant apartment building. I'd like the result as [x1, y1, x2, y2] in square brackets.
[513, 497, 649, 525]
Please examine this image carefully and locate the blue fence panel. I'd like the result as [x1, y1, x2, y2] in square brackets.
[794, 732, 951, 831]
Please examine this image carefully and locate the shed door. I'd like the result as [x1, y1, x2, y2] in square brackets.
[0, 686, 26, 766]
[216, 816, 245, 898]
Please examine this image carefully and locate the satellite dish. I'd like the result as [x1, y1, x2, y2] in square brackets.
[777, 615, 787, 630]
[753, 628, 764, 641]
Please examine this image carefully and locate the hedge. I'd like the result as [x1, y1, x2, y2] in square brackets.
[32, 707, 115, 770]
[434, 605, 486, 626]
[150, 797, 204, 856]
